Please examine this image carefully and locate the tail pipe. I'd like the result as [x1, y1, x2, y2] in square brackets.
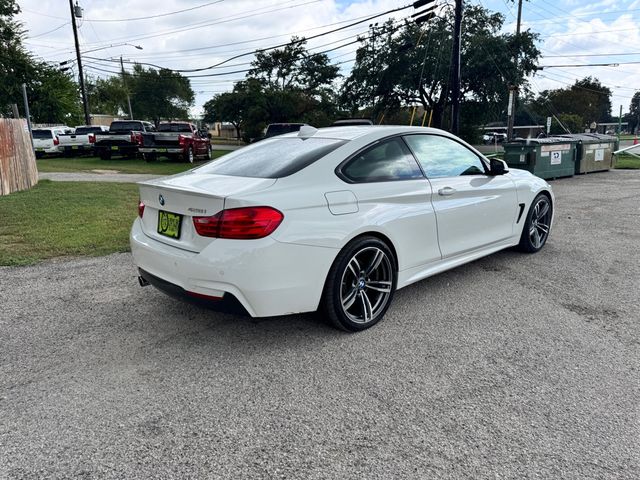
[138, 275, 150, 287]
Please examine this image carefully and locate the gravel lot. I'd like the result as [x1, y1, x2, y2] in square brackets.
[1, 170, 638, 479]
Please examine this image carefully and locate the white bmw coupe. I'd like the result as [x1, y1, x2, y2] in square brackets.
[131, 126, 554, 331]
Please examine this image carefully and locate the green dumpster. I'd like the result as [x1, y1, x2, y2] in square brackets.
[502, 137, 577, 180]
[556, 133, 616, 174]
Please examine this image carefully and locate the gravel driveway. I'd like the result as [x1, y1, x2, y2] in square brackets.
[1, 170, 638, 479]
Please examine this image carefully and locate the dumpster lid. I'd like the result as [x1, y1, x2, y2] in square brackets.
[505, 136, 579, 145]
[555, 133, 617, 143]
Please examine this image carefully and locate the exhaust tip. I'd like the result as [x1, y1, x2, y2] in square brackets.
[138, 275, 150, 287]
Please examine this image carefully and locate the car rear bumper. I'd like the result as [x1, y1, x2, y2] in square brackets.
[34, 146, 60, 153]
[62, 145, 92, 152]
[139, 147, 183, 154]
[95, 144, 138, 154]
[138, 268, 249, 315]
[130, 218, 338, 317]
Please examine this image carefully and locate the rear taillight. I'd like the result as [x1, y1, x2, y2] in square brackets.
[88, 134, 96, 144]
[138, 201, 145, 218]
[131, 133, 143, 145]
[193, 207, 283, 239]
[178, 134, 186, 146]
[53, 136, 59, 146]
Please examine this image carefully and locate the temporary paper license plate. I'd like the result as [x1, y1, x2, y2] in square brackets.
[72, 145, 79, 149]
[35, 148, 44, 151]
[111, 146, 119, 151]
[157, 210, 182, 239]
[156, 148, 167, 152]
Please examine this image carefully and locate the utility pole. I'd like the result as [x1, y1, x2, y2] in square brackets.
[21, 84, 34, 148]
[450, 0, 462, 135]
[120, 56, 134, 120]
[507, 0, 523, 141]
[68, 0, 90, 125]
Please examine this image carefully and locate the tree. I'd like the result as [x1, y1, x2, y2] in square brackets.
[530, 77, 612, 128]
[1, 0, 83, 123]
[549, 114, 583, 135]
[203, 78, 267, 140]
[0, 0, 30, 116]
[86, 75, 127, 116]
[204, 38, 341, 140]
[249, 37, 339, 96]
[627, 91, 640, 134]
[28, 64, 83, 125]
[126, 64, 194, 123]
[340, 6, 540, 136]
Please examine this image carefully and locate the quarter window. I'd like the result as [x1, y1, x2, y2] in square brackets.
[403, 135, 486, 178]
[340, 138, 424, 183]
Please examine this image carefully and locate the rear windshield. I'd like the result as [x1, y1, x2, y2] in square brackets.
[265, 124, 304, 137]
[158, 123, 192, 133]
[196, 137, 347, 178]
[75, 127, 104, 135]
[110, 122, 143, 132]
[32, 130, 53, 139]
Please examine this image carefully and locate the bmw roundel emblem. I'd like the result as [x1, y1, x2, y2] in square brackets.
[159, 194, 165, 206]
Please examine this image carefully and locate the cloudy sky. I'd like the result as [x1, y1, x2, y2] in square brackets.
[17, 0, 640, 119]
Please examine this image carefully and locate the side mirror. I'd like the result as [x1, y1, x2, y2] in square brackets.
[489, 158, 508, 175]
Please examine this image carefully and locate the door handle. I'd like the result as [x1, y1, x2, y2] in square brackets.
[438, 187, 456, 196]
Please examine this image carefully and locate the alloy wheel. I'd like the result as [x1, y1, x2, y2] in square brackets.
[340, 246, 393, 324]
[529, 196, 551, 249]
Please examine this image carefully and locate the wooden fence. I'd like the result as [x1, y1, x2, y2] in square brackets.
[0, 118, 38, 196]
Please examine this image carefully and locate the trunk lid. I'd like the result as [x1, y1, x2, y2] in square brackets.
[142, 132, 184, 147]
[33, 138, 54, 149]
[138, 172, 277, 252]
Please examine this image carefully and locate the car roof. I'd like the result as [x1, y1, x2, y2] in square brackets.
[279, 125, 459, 141]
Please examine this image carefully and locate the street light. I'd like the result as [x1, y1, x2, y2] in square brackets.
[60, 43, 143, 65]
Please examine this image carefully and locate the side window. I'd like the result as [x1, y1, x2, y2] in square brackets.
[341, 138, 424, 183]
[404, 135, 486, 178]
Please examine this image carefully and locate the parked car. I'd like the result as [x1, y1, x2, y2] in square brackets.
[32, 126, 72, 158]
[139, 122, 212, 163]
[132, 125, 554, 331]
[94, 120, 155, 160]
[330, 118, 374, 127]
[264, 123, 307, 138]
[58, 125, 110, 157]
[483, 131, 507, 144]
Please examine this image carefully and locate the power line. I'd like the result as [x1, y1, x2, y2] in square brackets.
[83, 1, 224, 22]
[27, 21, 70, 39]
[75, 0, 322, 47]
[543, 52, 640, 58]
[82, 9, 410, 74]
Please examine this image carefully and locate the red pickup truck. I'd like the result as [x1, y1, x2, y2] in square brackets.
[139, 122, 212, 163]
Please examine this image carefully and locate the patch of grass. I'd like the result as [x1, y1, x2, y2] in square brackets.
[36, 151, 227, 175]
[0, 180, 139, 266]
[614, 154, 640, 169]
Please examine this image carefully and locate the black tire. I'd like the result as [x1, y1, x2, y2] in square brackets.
[205, 144, 212, 160]
[184, 147, 195, 164]
[143, 153, 157, 162]
[98, 150, 111, 160]
[321, 236, 397, 332]
[518, 193, 553, 253]
[35, 152, 43, 159]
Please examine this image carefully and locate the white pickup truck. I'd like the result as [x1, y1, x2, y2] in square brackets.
[32, 126, 73, 158]
[58, 125, 109, 156]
